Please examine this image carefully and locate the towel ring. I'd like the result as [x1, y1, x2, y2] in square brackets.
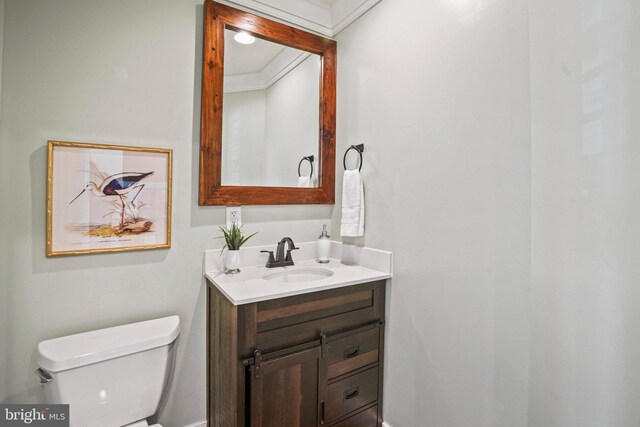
[298, 155, 314, 178]
[343, 144, 364, 171]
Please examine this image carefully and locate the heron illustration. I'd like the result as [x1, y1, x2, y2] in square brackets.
[70, 171, 154, 227]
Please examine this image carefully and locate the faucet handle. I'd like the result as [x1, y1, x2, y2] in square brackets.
[260, 250, 276, 267]
[285, 247, 299, 262]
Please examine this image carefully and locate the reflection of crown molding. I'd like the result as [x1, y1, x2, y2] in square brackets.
[224, 50, 311, 93]
[216, 0, 382, 37]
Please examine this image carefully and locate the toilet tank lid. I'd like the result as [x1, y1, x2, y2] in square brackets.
[37, 316, 180, 373]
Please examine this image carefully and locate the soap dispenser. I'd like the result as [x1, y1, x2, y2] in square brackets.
[316, 225, 331, 264]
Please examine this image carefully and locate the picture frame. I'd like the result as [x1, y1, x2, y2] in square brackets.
[46, 140, 172, 256]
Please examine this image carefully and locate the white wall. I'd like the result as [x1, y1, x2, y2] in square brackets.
[332, 0, 531, 425]
[0, 1, 332, 426]
[529, 1, 640, 426]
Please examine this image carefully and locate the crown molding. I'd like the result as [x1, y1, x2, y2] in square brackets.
[330, 0, 382, 35]
[224, 50, 311, 93]
[215, 0, 382, 37]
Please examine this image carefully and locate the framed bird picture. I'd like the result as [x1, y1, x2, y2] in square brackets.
[46, 140, 172, 256]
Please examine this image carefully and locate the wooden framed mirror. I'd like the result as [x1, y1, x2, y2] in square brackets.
[199, 0, 337, 206]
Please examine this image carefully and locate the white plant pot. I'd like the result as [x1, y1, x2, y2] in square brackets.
[225, 250, 241, 274]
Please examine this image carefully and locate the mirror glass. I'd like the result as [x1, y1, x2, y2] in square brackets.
[221, 28, 321, 188]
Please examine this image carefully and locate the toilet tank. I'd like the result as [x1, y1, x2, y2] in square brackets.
[36, 316, 180, 427]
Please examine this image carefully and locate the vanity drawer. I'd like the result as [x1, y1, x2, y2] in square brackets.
[255, 281, 384, 353]
[329, 405, 378, 427]
[325, 367, 379, 423]
[326, 327, 379, 379]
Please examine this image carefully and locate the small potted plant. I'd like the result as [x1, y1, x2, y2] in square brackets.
[219, 223, 257, 274]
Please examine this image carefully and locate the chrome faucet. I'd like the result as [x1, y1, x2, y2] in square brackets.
[261, 237, 299, 268]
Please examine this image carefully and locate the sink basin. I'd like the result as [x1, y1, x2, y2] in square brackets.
[262, 267, 334, 283]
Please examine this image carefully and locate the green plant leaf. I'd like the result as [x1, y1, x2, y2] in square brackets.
[217, 224, 257, 250]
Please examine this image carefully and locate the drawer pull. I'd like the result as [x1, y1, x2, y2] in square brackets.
[343, 386, 359, 400]
[344, 346, 360, 359]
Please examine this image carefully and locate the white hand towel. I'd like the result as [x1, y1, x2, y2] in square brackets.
[340, 170, 365, 237]
[298, 176, 312, 187]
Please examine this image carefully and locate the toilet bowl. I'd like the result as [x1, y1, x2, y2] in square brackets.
[36, 316, 180, 427]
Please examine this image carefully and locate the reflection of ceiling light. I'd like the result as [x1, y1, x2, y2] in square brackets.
[234, 32, 256, 44]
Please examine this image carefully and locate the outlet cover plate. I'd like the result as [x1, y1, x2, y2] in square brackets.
[226, 206, 242, 229]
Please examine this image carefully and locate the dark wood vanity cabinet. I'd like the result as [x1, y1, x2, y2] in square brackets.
[207, 280, 386, 427]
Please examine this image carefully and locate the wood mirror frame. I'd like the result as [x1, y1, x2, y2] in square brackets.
[199, 0, 337, 206]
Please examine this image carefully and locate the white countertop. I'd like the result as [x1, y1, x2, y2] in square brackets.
[203, 241, 393, 305]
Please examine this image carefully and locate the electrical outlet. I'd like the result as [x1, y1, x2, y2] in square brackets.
[226, 206, 242, 229]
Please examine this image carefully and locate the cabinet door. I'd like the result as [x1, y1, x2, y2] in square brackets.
[250, 346, 321, 427]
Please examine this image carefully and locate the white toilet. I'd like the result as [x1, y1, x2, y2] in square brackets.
[35, 315, 180, 427]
